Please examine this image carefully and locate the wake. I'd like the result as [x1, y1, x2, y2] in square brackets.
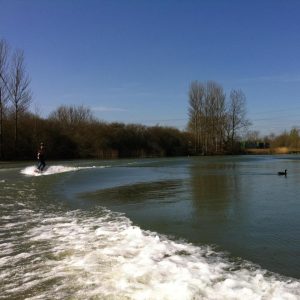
[21, 165, 87, 176]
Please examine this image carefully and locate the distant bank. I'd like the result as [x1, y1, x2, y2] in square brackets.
[244, 147, 300, 155]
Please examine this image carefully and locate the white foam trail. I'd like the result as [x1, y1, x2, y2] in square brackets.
[1, 208, 299, 300]
[20, 165, 104, 176]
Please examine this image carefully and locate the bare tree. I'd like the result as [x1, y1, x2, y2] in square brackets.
[49, 105, 94, 129]
[0, 39, 10, 159]
[226, 89, 251, 152]
[9, 49, 32, 155]
[205, 81, 226, 154]
[245, 130, 261, 142]
[188, 81, 205, 153]
[188, 81, 227, 154]
[188, 81, 251, 155]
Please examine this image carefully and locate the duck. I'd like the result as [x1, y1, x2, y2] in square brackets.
[278, 169, 287, 176]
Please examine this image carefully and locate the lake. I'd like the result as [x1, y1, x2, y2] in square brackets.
[0, 155, 300, 299]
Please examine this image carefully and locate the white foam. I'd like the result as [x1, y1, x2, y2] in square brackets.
[1, 208, 297, 300]
[20, 165, 109, 176]
[20, 165, 79, 176]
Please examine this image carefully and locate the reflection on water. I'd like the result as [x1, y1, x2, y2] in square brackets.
[191, 173, 233, 211]
[85, 180, 182, 205]
[188, 156, 300, 279]
[81, 177, 191, 238]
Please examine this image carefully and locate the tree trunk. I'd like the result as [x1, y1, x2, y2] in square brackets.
[15, 106, 18, 157]
[0, 88, 3, 159]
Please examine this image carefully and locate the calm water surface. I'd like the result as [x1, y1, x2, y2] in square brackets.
[0, 156, 299, 299]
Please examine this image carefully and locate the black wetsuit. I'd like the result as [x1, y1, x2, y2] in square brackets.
[37, 148, 46, 171]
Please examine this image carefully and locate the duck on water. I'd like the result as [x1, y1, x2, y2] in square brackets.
[278, 169, 287, 176]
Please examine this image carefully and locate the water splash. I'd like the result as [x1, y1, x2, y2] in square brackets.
[20, 165, 101, 176]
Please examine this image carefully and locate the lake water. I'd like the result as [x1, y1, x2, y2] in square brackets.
[0, 156, 300, 299]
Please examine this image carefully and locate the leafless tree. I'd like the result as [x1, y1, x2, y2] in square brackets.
[9, 49, 32, 155]
[188, 81, 251, 154]
[49, 105, 94, 129]
[226, 89, 251, 152]
[188, 81, 227, 154]
[205, 81, 226, 153]
[245, 130, 261, 142]
[188, 81, 205, 153]
[0, 39, 10, 159]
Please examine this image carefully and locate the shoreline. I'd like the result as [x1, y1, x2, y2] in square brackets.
[243, 147, 300, 155]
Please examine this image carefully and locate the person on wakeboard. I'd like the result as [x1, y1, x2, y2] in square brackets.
[37, 142, 46, 172]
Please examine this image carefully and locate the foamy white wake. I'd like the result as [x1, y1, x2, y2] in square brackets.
[20, 165, 98, 176]
[1, 205, 299, 300]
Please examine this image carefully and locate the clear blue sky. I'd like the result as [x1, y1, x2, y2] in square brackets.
[1, 0, 300, 135]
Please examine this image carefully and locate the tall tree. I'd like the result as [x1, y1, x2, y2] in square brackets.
[226, 89, 251, 152]
[0, 39, 9, 159]
[9, 49, 32, 156]
[205, 81, 226, 153]
[188, 81, 251, 155]
[188, 81, 205, 154]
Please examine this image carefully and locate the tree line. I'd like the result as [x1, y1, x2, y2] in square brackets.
[271, 128, 300, 149]
[0, 38, 252, 160]
[248, 128, 300, 150]
[0, 101, 190, 160]
[0, 39, 190, 160]
[3, 38, 298, 161]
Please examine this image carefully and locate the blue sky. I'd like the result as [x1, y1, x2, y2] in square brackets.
[1, 0, 300, 135]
